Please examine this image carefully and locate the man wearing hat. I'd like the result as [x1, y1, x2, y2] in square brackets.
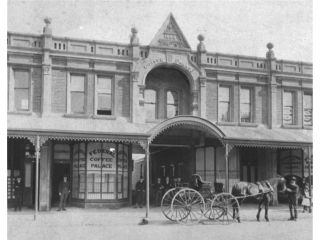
[285, 176, 299, 221]
[57, 176, 70, 211]
[14, 176, 23, 211]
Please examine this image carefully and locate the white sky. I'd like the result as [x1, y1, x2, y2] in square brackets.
[7, 0, 312, 62]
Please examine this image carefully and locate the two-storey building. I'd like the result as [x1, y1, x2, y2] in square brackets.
[7, 14, 312, 210]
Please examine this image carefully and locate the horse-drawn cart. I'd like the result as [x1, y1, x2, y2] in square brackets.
[160, 174, 240, 224]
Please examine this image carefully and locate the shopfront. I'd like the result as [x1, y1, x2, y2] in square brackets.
[70, 142, 131, 207]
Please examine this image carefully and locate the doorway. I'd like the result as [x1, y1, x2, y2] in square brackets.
[240, 148, 258, 182]
[51, 163, 70, 205]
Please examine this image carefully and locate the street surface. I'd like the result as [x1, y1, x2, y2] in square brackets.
[8, 204, 312, 240]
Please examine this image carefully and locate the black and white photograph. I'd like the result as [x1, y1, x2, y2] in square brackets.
[3, 0, 318, 239]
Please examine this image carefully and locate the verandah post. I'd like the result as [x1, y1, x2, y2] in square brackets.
[34, 136, 40, 220]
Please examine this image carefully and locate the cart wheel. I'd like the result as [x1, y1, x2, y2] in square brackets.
[202, 199, 215, 220]
[211, 193, 240, 224]
[171, 188, 205, 224]
[161, 188, 179, 221]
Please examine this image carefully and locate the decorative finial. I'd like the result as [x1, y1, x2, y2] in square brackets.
[198, 34, 205, 42]
[266, 42, 275, 59]
[43, 17, 52, 35]
[44, 17, 52, 25]
[131, 27, 138, 34]
[197, 34, 206, 53]
[130, 26, 139, 45]
[267, 42, 274, 50]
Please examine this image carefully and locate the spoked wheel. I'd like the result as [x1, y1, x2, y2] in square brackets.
[171, 188, 205, 224]
[202, 199, 215, 220]
[211, 193, 240, 224]
[161, 188, 179, 221]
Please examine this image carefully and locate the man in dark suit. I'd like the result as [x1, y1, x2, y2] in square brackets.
[57, 176, 70, 211]
[14, 176, 23, 211]
[135, 177, 145, 208]
[286, 176, 299, 221]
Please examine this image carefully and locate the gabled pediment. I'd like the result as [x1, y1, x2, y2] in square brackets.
[150, 13, 191, 49]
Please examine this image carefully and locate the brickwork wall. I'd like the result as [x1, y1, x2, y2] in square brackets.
[115, 74, 130, 118]
[276, 87, 282, 126]
[51, 69, 67, 113]
[32, 67, 42, 113]
[206, 81, 218, 121]
[86, 73, 94, 115]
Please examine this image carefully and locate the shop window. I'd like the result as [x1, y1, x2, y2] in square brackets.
[166, 90, 179, 118]
[96, 76, 113, 115]
[14, 70, 30, 111]
[72, 143, 86, 199]
[117, 144, 129, 199]
[240, 88, 252, 122]
[303, 93, 312, 126]
[283, 91, 295, 125]
[70, 74, 85, 114]
[218, 86, 231, 122]
[144, 89, 157, 120]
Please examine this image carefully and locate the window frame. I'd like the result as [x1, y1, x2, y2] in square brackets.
[9, 67, 32, 113]
[94, 74, 115, 117]
[67, 72, 87, 115]
[303, 91, 312, 127]
[240, 86, 254, 123]
[282, 90, 296, 126]
[218, 85, 232, 122]
[144, 88, 158, 120]
[165, 88, 180, 119]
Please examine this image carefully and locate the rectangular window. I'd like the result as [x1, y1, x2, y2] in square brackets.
[303, 93, 312, 126]
[240, 88, 252, 122]
[218, 86, 230, 122]
[166, 90, 179, 118]
[96, 76, 112, 115]
[145, 89, 157, 120]
[70, 74, 85, 113]
[14, 70, 30, 111]
[283, 91, 294, 125]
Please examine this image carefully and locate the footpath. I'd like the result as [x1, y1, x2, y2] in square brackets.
[8, 204, 312, 240]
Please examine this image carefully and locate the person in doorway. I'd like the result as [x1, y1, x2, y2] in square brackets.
[285, 176, 299, 221]
[135, 177, 145, 208]
[163, 176, 173, 193]
[14, 176, 23, 211]
[57, 176, 70, 211]
[301, 182, 311, 213]
[154, 178, 164, 206]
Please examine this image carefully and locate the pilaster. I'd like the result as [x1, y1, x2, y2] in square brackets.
[41, 18, 52, 115]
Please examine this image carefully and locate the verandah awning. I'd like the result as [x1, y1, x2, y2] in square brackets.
[219, 125, 312, 149]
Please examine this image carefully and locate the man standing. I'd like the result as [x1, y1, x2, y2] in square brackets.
[286, 176, 299, 221]
[14, 176, 23, 211]
[154, 178, 164, 206]
[57, 176, 70, 211]
[135, 177, 145, 208]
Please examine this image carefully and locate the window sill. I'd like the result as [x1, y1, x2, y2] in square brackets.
[239, 122, 258, 127]
[64, 113, 90, 119]
[282, 124, 303, 129]
[92, 115, 116, 120]
[217, 121, 238, 126]
[303, 125, 312, 130]
[8, 111, 32, 116]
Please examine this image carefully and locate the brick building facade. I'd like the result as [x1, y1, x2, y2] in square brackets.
[7, 14, 312, 210]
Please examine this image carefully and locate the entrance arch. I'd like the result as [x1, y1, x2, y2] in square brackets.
[148, 116, 225, 143]
[147, 116, 226, 203]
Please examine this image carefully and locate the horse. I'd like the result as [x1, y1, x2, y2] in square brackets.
[231, 176, 286, 222]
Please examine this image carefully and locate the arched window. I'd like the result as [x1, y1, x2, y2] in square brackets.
[166, 90, 179, 118]
[144, 89, 157, 120]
